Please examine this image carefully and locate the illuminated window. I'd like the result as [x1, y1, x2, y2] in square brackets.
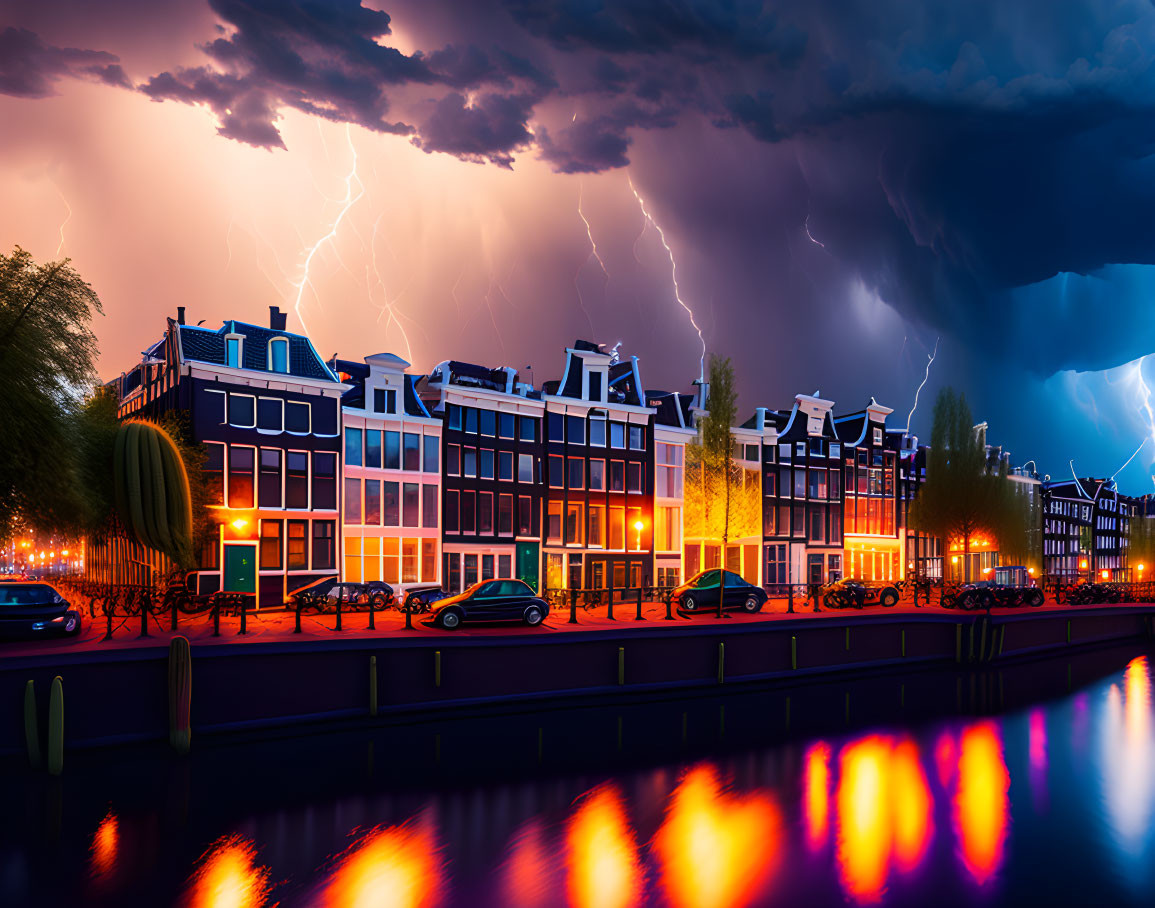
[287, 521, 307, 569]
[588, 504, 605, 548]
[565, 502, 584, 544]
[228, 446, 254, 508]
[259, 520, 282, 569]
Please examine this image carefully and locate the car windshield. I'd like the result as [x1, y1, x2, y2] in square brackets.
[0, 584, 58, 606]
[694, 570, 720, 588]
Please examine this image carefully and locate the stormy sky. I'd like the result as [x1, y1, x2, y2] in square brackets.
[4, 0, 1155, 491]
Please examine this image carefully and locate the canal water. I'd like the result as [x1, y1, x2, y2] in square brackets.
[3, 646, 1155, 906]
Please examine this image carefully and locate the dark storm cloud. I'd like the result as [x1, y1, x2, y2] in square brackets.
[0, 27, 129, 98]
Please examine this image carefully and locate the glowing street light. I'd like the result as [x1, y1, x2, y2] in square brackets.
[1101, 569, 1109, 580]
[232, 518, 248, 531]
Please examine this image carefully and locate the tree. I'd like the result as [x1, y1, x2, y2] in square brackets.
[685, 355, 761, 616]
[1128, 512, 1155, 579]
[908, 388, 1019, 582]
[0, 248, 103, 539]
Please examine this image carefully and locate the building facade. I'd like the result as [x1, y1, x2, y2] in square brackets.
[1042, 477, 1132, 581]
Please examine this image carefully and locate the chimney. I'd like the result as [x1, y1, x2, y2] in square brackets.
[269, 305, 287, 331]
[176, 306, 186, 325]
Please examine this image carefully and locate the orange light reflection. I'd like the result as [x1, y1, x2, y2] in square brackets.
[501, 819, 554, 908]
[804, 742, 832, 852]
[185, 835, 271, 908]
[566, 785, 643, 908]
[836, 737, 892, 903]
[891, 739, 933, 874]
[655, 765, 781, 908]
[954, 722, 1009, 885]
[89, 810, 119, 881]
[318, 819, 443, 908]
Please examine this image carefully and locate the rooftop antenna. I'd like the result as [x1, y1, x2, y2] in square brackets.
[608, 341, 622, 365]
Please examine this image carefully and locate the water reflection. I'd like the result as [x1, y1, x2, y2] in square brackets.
[565, 785, 642, 908]
[88, 810, 119, 882]
[953, 722, 1009, 886]
[500, 819, 554, 908]
[184, 835, 271, 908]
[655, 764, 781, 908]
[316, 817, 443, 908]
[891, 738, 932, 875]
[804, 742, 832, 852]
[1028, 708, 1048, 812]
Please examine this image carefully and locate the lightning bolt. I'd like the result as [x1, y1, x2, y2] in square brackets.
[366, 213, 415, 363]
[1110, 353, 1155, 482]
[577, 181, 609, 278]
[50, 181, 71, 257]
[804, 214, 825, 249]
[905, 336, 940, 435]
[290, 124, 364, 338]
[628, 173, 706, 382]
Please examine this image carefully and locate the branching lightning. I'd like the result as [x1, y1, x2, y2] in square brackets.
[804, 214, 825, 249]
[628, 173, 707, 381]
[905, 336, 940, 435]
[1109, 353, 1155, 484]
[290, 124, 364, 338]
[577, 181, 609, 279]
[366, 213, 415, 363]
[50, 181, 72, 258]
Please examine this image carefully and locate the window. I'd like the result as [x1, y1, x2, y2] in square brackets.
[480, 448, 495, 480]
[259, 449, 282, 508]
[873, 427, 883, 445]
[763, 504, 776, 536]
[589, 459, 605, 491]
[549, 455, 564, 488]
[744, 443, 760, 462]
[269, 338, 288, 373]
[808, 438, 823, 457]
[229, 394, 256, 428]
[313, 453, 337, 509]
[225, 335, 242, 368]
[463, 553, 478, 587]
[344, 478, 362, 524]
[499, 554, 512, 578]
[809, 470, 827, 499]
[228, 447, 254, 508]
[779, 443, 791, 461]
[519, 416, 536, 442]
[548, 412, 564, 442]
[498, 450, 514, 481]
[656, 444, 683, 498]
[627, 462, 643, 493]
[628, 507, 643, 550]
[365, 479, 381, 525]
[205, 443, 225, 505]
[498, 494, 513, 535]
[364, 430, 382, 469]
[383, 538, 400, 583]
[423, 435, 439, 473]
[396, 432, 416, 471]
[376, 480, 396, 527]
[518, 496, 533, 536]
[384, 431, 400, 469]
[609, 461, 625, 492]
[796, 442, 806, 458]
[590, 417, 607, 447]
[809, 506, 826, 543]
[565, 502, 584, 544]
[448, 405, 461, 431]
[204, 390, 226, 426]
[422, 539, 437, 582]
[656, 506, 681, 551]
[464, 447, 477, 478]
[609, 506, 625, 550]
[567, 415, 585, 445]
[830, 443, 841, 459]
[764, 471, 777, 497]
[306, 521, 333, 569]
[793, 506, 805, 537]
[588, 504, 605, 548]
[766, 543, 788, 584]
[629, 425, 644, 450]
[465, 408, 478, 434]
[482, 554, 495, 582]
[447, 444, 460, 476]
[259, 520, 282, 569]
[285, 401, 310, 434]
[830, 508, 842, 544]
[461, 491, 476, 533]
[403, 483, 419, 527]
[479, 409, 496, 437]
[587, 370, 603, 402]
[610, 422, 626, 448]
[445, 490, 459, 533]
[372, 388, 386, 413]
[793, 470, 806, 498]
[257, 398, 283, 431]
[499, 412, 515, 439]
[518, 453, 534, 483]
[344, 428, 363, 467]
[829, 469, 841, 498]
[547, 501, 562, 542]
[568, 457, 585, 490]
[286, 452, 308, 508]
[287, 521, 308, 569]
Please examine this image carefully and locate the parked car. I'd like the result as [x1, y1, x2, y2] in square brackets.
[0, 582, 82, 638]
[672, 570, 768, 614]
[289, 577, 393, 611]
[426, 579, 549, 630]
[402, 585, 453, 613]
[823, 578, 900, 609]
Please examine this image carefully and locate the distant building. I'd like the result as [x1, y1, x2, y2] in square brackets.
[648, 388, 695, 589]
[1042, 477, 1133, 580]
[335, 353, 442, 594]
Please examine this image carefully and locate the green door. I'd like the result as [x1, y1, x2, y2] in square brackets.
[223, 544, 257, 594]
[516, 541, 540, 593]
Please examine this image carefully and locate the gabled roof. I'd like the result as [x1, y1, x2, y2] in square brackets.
[178, 321, 337, 382]
[647, 390, 694, 429]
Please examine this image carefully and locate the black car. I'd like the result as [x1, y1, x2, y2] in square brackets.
[426, 579, 549, 630]
[672, 570, 768, 614]
[823, 578, 900, 609]
[402, 585, 454, 613]
[289, 578, 393, 611]
[0, 582, 82, 638]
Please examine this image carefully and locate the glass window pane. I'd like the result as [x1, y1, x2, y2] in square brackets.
[344, 427, 362, 467]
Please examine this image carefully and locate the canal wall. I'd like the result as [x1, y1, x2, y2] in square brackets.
[2, 606, 1153, 757]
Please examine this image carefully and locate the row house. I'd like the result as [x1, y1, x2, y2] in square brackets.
[648, 389, 696, 590]
[1042, 477, 1133, 580]
[421, 361, 544, 594]
[540, 341, 657, 593]
[336, 353, 442, 594]
[110, 306, 347, 607]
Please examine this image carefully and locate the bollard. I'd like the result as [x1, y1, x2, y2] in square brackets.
[618, 647, 625, 685]
[369, 655, 378, 717]
[404, 597, 413, 630]
[569, 589, 578, 624]
[368, 597, 376, 631]
[168, 636, 192, 755]
[901, 629, 906, 658]
[606, 588, 615, 621]
[812, 584, 821, 613]
[664, 591, 675, 621]
[170, 595, 178, 632]
[998, 625, 1006, 658]
[788, 584, 795, 614]
[635, 588, 644, 621]
[103, 602, 114, 642]
[23, 680, 41, 771]
[434, 650, 442, 688]
[335, 595, 343, 632]
[139, 593, 150, 639]
[212, 597, 221, 637]
[47, 676, 63, 777]
[791, 635, 797, 670]
[1067, 619, 1071, 644]
[294, 599, 303, 633]
[239, 597, 248, 635]
[717, 642, 725, 684]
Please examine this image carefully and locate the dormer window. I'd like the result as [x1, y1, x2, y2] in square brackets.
[268, 337, 289, 373]
[587, 369, 603, 402]
[225, 334, 244, 369]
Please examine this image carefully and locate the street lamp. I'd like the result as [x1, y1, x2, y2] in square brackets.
[633, 520, 644, 551]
